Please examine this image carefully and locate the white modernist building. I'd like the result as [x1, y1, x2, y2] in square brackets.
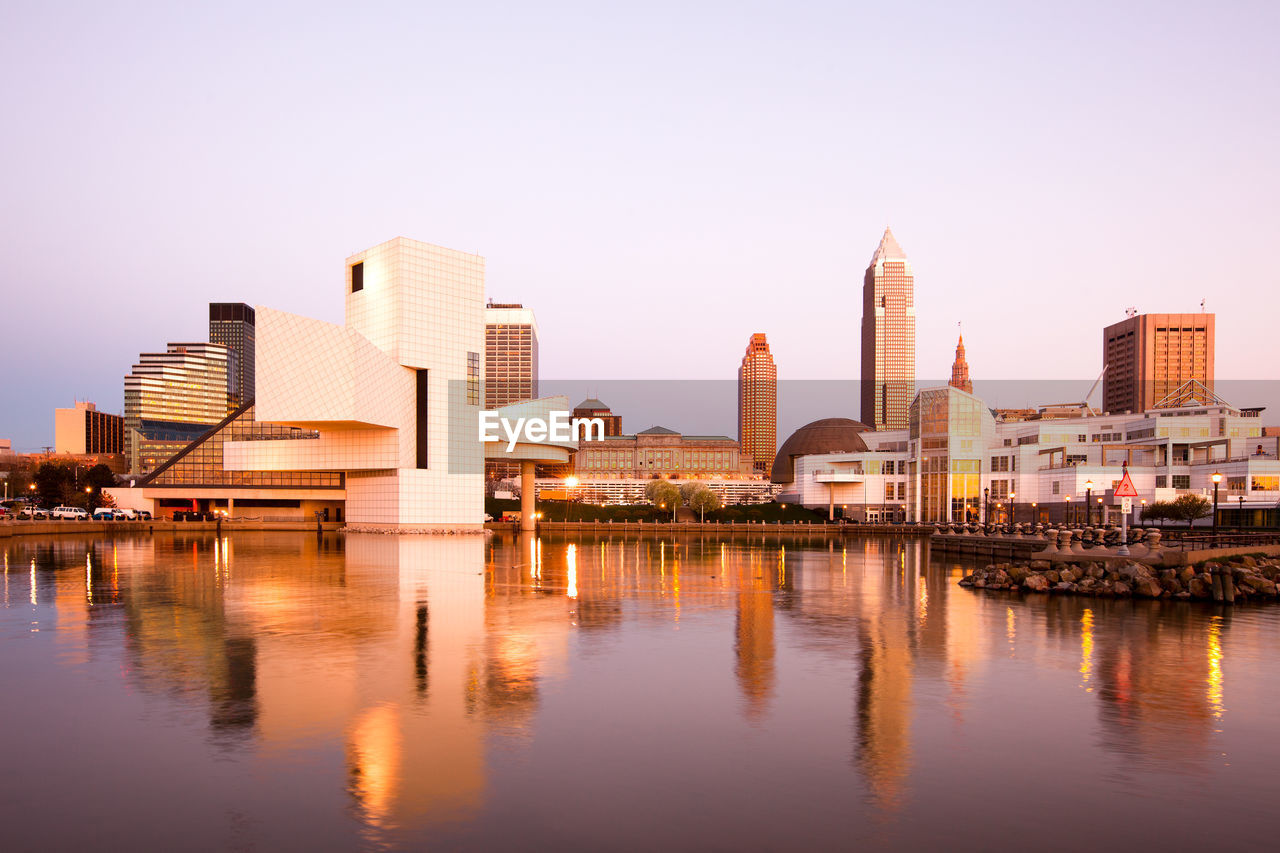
[116, 236, 577, 530]
[783, 384, 1278, 526]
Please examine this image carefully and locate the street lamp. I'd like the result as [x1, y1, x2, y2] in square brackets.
[1238, 494, 1245, 529]
[1211, 471, 1222, 534]
[1065, 495, 1072, 525]
[1084, 480, 1094, 526]
[1031, 501, 1038, 523]
[1008, 491, 1016, 526]
[983, 487, 989, 530]
[564, 475, 578, 522]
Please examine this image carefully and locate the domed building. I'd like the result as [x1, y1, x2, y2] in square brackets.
[771, 418, 872, 485]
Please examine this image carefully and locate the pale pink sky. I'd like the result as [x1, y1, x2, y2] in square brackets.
[2, 1, 1278, 449]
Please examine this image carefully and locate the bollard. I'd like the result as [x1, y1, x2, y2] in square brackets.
[1222, 568, 1236, 604]
[1211, 567, 1224, 602]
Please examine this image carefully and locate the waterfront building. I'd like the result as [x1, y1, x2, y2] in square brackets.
[54, 401, 124, 455]
[1103, 312, 1215, 414]
[484, 302, 538, 409]
[738, 333, 777, 478]
[541, 424, 775, 505]
[860, 228, 915, 431]
[112, 237, 490, 529]
[209, 303, 256, 408]
[123, 342, 231, 473]
[949, 335, 972, 394]
[781, 384, 1278, 525]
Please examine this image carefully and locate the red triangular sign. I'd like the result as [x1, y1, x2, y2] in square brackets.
[1115, 470, 1139, 498]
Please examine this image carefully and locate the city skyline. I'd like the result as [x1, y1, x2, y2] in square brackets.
[3, 2, 1279, 450]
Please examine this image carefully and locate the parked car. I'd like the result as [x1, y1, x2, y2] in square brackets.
[50, 506, 89, 521]
[18, 506, 49, 520]
[92, 508, 119, 521]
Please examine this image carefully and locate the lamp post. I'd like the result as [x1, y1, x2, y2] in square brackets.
[564, 475, 578, 522]
[1065, 495, 1072, 526]
[1211, 471, 1222, 535]
[1031, 501, 1038, 523]
[1008, 491, 1016, 527]
[1084, 480, 1094, 527]
[983, 487, 989, 531]
[1238, 494, 1245, 529]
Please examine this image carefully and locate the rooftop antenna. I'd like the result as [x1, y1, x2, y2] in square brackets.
[1125, 306, 1137, 318]
[1200, 298, 1206, 312]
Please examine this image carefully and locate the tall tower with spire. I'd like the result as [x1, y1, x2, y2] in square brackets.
[738, 333, 777, 477]
[860, 228, 916, 430]
[949, 334, 972, 394]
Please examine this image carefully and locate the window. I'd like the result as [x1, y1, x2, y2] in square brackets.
[1252, 476, 1279, 492]
[1156, 475, 1167, 488]
[416, 370, 429, 469]
[1172, 475, 1190, 490]
[1052, 481, 1060, 495]
[351, 262, 364, 293]
[466, 352, 480, 405]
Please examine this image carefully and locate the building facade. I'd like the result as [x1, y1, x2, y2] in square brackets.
[540, 424, 770, 505]
[54, 401, 124, 455]
[783, 384, 1276, 526]
[484, 303, 538, 409]
[209, 302, 256, 408]
[738, 333, 777, 478]
[123, 342, 232, 472]
[1103, 312, 1215, 414]
[860, 228, 916, 431]
[572, 398, 622, 437]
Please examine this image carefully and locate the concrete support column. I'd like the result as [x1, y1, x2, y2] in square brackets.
[829, 484, 835, 521]
[520, 460, 537, 532]
[227, 497, 234, 518]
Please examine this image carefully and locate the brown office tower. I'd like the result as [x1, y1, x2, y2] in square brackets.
[209, 303, 255, 408]
[573, 397, 623, 436]
[1102, 313, 1215, 414]
[738, 333, 777, 477]
[949, 334, 972, 394]
[860, 228, 916, 430]
[484, 302, 539, 409]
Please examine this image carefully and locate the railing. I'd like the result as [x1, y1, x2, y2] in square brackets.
[1161, 532, 1280, 551]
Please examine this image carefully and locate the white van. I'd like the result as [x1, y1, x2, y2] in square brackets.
[51, 506, 89, 521]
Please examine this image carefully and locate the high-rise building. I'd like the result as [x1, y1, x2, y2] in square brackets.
[738, 333, 777, 477]
[1102, 313, 1215, 414]
[484, 302, 538, 409]
[54, 401, 124, 455]
[860, 228, 916, 431]
[210, 303, 256, 407]
[123, 343, 231, 472]
[949, 335, 972, 394]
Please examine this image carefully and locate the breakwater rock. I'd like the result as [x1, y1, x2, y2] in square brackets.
[959, 555, 1280, 601]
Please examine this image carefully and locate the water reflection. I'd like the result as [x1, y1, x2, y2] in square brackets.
[1, 531, 1277, 850]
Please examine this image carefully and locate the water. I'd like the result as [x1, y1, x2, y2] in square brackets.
[1, 530, 1276, 851]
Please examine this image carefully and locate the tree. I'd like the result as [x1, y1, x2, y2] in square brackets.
[678, 482, 703, 504]
[33, 462, 72, 508]
[1140, 500, 1173, 527]
[687, 486, 721, 522]
[643, 480, 681, 520]
[1169, 494, 1212, 528]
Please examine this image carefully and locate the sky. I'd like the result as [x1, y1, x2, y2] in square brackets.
[2, 0, 1278, 451]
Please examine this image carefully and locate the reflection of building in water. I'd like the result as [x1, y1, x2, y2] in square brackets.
[734, 549, 777, 721]
[853, 539, 915, 813]
[1085, 600, 1217, 771]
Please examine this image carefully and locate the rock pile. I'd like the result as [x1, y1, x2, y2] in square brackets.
[959, 554, 1280, 601]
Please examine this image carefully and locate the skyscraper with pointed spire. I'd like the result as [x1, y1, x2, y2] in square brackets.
[949, 334, 972, 394]
[738, 333, 777, 477]
[860, 228, 916, 430]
